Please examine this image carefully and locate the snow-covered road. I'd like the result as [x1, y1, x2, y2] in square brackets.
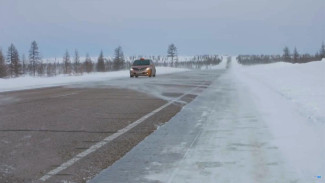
[90, 59, 325, 183]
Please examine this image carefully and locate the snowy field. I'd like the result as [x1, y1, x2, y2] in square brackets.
[234, 59, 325, 124]
[90, 58, 325, 183]
[232, 59, 325, 182]
[0, 67, 188, 93]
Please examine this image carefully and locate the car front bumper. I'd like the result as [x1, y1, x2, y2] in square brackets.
[130, 70, 151, 76]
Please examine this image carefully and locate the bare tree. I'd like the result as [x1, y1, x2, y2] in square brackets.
[73, 50, 82, 74]
[63, 50, 71, 74]
[21, 54, 27, 75]
[283, 46, 291, 62]
[320, 41, 325, 59]
[97, 50, 105, 72]
[0, 49, 7, 78]
[29, 41, 41, 76]
[84, 53, 93, 73]
[46, 62, 57, 77]
[113, 46, 125, 70]
[167, 43, 178, 63]
[105, 58, 113, 71]
[293, 47, 299, 63]
[37, 61, 45, 76]
[6, 44, 21, 77]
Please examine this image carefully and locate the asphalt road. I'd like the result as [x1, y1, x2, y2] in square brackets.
[0, 69, 225, 183]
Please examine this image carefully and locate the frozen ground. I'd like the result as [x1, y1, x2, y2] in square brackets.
[234, 59, 325, 124]
[0, 67, 188, 93]
[232, 59, 325, 182]
[90, 58, 325, 183]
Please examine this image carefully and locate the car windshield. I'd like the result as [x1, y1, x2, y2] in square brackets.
[132, 60, 150, 66]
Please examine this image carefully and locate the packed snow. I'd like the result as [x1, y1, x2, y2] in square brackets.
[90, 58, 325, 183]
[234, 59, 325, 124]
[232, 59, 325, 182]
[0, 67, 188, 92]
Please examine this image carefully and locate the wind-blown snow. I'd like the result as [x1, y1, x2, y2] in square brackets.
[234, 60, 325, 123]
[232, 59, 325, 182]
[90, 58, 325, 183]
[0, 67, 188, 92]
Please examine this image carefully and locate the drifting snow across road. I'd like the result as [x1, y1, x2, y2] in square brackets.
[0, 67, 189, 93]
[90, 58, 324, 183]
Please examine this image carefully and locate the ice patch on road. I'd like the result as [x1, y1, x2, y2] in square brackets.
[143, 71, 299, 183]
[0, 164, 15, 174]
[90, 68, 302, 183]
[0, 96, 19, 105]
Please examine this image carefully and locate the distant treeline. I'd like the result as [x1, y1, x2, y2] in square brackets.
[237, 43, 325, 65]
[0, 41, 222, 78]
[149, 55, 222, 69]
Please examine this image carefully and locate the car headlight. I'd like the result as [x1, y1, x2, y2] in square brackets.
[130, 68, 134, 71]
[146, 67, 150, 71]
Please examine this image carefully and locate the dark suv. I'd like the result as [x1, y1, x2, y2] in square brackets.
[130, 58, 156, 78]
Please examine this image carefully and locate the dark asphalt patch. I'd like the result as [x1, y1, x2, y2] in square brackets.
[161, 92, 184, 97]
[0, 70, 222, 182]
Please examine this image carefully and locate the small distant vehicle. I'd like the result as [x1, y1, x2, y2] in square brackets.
[130, 58, 156, 78]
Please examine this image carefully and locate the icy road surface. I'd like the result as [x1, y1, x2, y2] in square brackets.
[90, 60, 325, 183]
[0, 67, 189, 93]
[0, 66, 221, 182]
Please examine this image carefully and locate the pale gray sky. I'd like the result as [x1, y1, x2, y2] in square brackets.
[0, 0, 324, 57]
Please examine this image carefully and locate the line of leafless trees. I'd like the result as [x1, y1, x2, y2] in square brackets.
[0, 42, 223, 78]
[0, 41, 127, 78]
[154, 55, 222, 69]
[237, 43, 325, 65]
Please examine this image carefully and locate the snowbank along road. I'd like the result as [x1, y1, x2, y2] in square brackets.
[0, 69, 223, 182]
[90, 59, 325, 183]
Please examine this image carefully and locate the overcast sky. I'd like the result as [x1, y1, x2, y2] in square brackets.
[0, 0, 324, 57]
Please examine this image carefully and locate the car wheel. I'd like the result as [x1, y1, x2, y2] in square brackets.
[130, 75, 134, 78]
[135, 75, 138, 78]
